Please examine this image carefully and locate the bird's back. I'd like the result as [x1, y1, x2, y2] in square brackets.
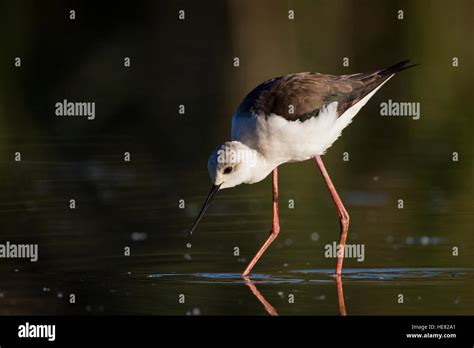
[232, 61, 414, 163]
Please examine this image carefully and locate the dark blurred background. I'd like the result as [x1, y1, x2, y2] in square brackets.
[0, 0, 472, 315]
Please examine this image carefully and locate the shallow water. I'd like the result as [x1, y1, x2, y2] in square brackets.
[0, 149, 473, 315]
[0, 130, 473, 316]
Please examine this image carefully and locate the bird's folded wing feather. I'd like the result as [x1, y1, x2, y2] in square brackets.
[237, 61, 410, 122]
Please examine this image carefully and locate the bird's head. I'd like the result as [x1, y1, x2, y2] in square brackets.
[208, 141, 257, 189]
[188, 141, 258, 236]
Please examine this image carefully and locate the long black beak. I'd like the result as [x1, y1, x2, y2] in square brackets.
[188, 184, 221, 236]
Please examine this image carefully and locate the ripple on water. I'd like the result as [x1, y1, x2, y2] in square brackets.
[146, 267, 474, 284]
[292, 267, 474, 281]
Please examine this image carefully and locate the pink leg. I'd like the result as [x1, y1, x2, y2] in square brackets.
[314, 155, 350, 275]
[335, 275, 347, 316]
[243, 276, 278, 316]
[242, 168, 280, 277]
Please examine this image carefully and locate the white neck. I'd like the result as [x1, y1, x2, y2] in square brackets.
[245, 150, 278, 184]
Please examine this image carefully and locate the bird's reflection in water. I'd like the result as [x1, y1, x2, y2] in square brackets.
[335, 275, 347, 316]
[243, 276, 278, 316]
[243, 274, 347, 316]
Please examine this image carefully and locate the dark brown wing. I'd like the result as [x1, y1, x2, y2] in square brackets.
[237, 60, 414, 122]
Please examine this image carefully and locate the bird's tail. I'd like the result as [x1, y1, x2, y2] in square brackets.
[378, 60, 419, 77]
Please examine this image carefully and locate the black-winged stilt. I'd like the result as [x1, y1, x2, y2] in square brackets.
[189, 60, 415, 277]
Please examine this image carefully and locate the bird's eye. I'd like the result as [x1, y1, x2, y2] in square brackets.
[223, 166, 233, 174]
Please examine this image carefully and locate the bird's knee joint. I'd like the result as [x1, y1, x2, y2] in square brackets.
[271, 225, 280, 235]
[340, 214, 350, 229]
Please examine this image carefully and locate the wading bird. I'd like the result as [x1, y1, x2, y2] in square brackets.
[189, 61, 415, 277]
